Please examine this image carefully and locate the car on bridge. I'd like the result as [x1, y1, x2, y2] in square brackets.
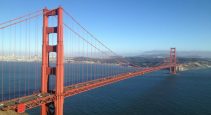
[0, 103, 4, 109]
[15, 98, 23, 104]
[37, 93, 43, 98]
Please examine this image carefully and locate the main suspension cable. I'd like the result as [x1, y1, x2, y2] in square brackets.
[63, 9, 141, 68]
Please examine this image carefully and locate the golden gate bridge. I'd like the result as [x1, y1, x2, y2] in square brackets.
[0, 7, 177, 115]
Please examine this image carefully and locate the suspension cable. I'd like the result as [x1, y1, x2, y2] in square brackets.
[64, 23, 128, 65]
[0, 9, 42, 26]
[63, 9, 141, 68]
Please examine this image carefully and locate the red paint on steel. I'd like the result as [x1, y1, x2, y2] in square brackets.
[54, 7, 64, 115]
[41, 7, 64, 115]
[41, 7, 49, 115]
[17, 104, 25, 113]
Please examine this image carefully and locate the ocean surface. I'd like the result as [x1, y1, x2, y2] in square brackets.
[25, 68, 211, 115]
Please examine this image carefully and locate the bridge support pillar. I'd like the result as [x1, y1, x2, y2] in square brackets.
[170, 48, 176, 74]
[41, 7, 64, 115]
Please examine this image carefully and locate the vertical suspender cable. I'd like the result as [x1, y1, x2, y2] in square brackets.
[14, 24, 16, 98]
[82, 34, 84, 83]
[28, 19, 31, 95]
[91, 38, 92, 81]
[9, 26, 11, 100]
[86, 38, 88, 81]
[24, 19, 27, 96]
[34, 16, 38, 91]
[19, 22, 21, 97]
[70, 28, 73, 85]
[78, 30, 80, 84]
[1, 28, 4, 101]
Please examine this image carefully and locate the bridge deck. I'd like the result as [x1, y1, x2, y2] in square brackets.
[0, 64, 175, 111]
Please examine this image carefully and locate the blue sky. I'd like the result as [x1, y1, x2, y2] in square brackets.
[0, 0, 211, 55]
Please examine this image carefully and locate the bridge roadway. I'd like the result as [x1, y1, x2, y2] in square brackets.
[0, 64, 176, 112]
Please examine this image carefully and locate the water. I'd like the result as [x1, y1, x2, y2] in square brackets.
[26, 68, 211, 115]
[0, 62, 134, 100]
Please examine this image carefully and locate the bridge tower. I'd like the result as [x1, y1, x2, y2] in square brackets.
[170, 48, 176, 74]
[41, 7, 64, 115]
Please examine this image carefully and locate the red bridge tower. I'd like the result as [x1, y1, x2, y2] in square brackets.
[170, 48, 177, 74]
[41, 7, 64, 115]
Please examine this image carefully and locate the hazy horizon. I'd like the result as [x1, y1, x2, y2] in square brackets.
[120, 50, 211, 58]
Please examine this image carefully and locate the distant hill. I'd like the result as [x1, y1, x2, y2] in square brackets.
[137, 50, 211, 58]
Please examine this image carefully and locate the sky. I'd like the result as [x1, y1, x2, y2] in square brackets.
[0, 0, 211, 56]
